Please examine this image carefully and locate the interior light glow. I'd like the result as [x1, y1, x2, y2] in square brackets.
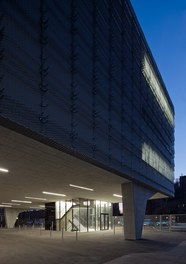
[0, 204, 12, 207]
[113, 194, 122, 198]
[0, 168, 9, 173]
[101, 201, 108, 205]
[142, 142, 174, 181]
[11, 200, 32, 204]
[142, 54, 174, 126]
[25, 196, 47, 201]
[39, 205, 45, 208]
[42, 191, 66, 197]
[83, 201, 90, 206]
[69, 184, 94, 191]
[2, 202, 21, 206]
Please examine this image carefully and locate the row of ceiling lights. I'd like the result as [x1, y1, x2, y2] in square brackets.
[0, 167, 122, 208]
[0, 167, 9, 173]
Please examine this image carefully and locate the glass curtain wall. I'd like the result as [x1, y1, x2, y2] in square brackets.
[55, 198, 112, 232]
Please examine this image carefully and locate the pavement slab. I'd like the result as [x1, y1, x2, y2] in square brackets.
[0, 228, 186, 264]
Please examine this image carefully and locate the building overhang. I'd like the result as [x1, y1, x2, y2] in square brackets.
[0, 124, 130, 210]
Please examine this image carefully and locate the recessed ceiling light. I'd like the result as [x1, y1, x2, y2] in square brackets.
[11, 200, 32, 204]
[0, 168, 9, 173]
[2, 202, 21, 206]
[69, 184, 94, 191]
[25, 196, 47, 201]
[0, 204, 12, 207]
[42, 191, 66, 197]
[113, 194, 122, 198]
[39, 205, 45, 208]
[29, 206, 44, 209]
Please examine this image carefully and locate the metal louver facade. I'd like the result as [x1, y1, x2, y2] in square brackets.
[0, 0, 174, 196]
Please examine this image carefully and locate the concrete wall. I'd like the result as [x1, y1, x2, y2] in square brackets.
[4, 208, 22, 228]
[122, 182, 155, 240]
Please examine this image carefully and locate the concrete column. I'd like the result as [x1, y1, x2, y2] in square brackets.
[4, 208, 23, 228]
[121, 182, 155, 240]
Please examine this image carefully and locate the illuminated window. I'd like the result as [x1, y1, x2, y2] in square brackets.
[142, 142, 174, 182]
[142, 54, 174, 127]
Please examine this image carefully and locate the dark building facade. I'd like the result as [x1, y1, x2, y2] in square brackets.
[0, 0, 174, 239]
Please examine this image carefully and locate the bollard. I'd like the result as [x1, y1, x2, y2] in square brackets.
[62, 227, 64, 240]
[40, 226, 42, 236]
[19, 225, 21, 231]
[75, 230, 78, 240]
[113, 217, 116, 235]
[50, 226, 52, 238]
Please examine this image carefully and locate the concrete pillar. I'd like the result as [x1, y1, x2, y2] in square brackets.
[4, 208, 23, 228]
[121, 182, 155, 240]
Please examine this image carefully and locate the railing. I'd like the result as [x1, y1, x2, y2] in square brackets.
[113, 214, 186, 232]
[68, 219, 79, 231]
[144, 214, 186, 231]
[56, 206, 88, 232]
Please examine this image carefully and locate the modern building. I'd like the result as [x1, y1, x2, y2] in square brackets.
[0, 0, 174, 239]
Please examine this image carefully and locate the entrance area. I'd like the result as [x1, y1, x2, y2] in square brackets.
[53, 198, 112, 232]
[100, 213, 109, 230]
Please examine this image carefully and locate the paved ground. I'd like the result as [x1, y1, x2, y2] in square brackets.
[0, 227, 186, 264]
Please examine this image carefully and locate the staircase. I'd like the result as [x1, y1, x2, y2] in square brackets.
[56, 205, 88, 232]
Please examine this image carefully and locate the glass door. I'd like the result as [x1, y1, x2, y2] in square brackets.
[100, 213, 109, 230]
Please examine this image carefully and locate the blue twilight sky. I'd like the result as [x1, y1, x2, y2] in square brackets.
[130, 0, 186, 179]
